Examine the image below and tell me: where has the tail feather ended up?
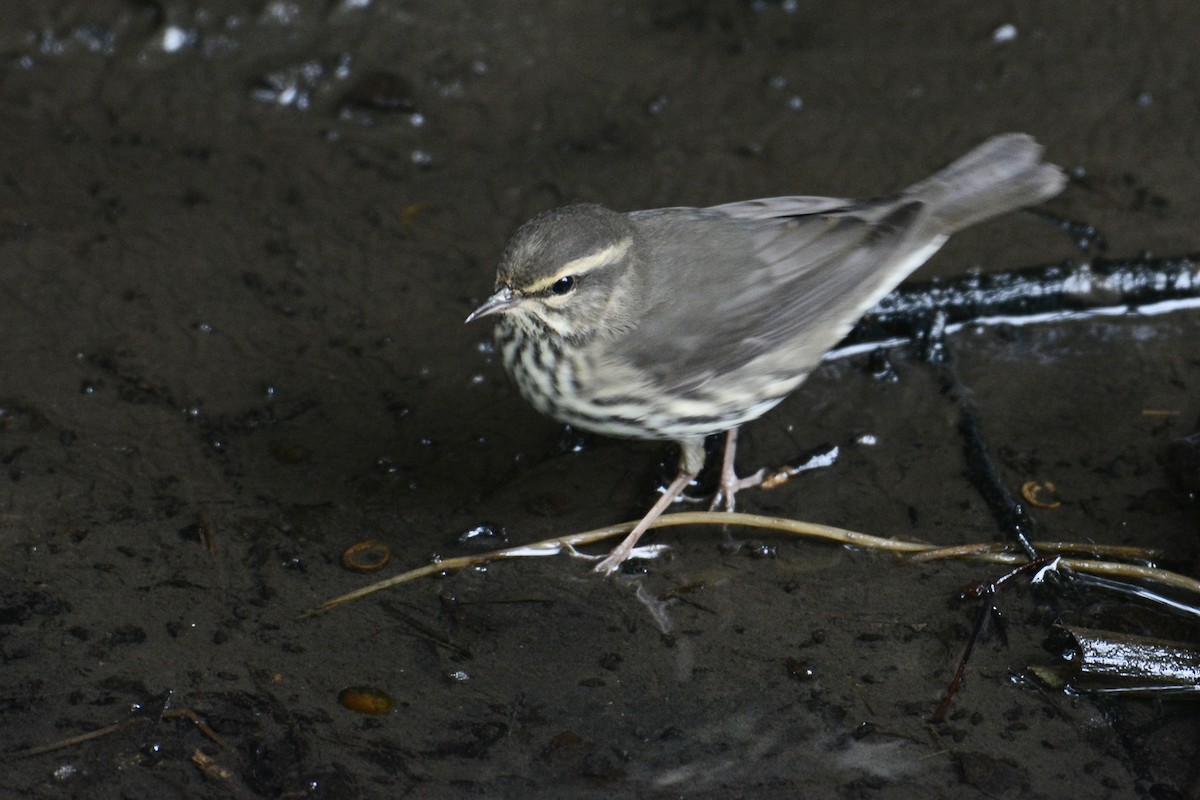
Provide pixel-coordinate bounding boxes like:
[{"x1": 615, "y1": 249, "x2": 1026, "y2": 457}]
[{"x1": 905, "y1": 133, "x2": 1066, "y2": 233}]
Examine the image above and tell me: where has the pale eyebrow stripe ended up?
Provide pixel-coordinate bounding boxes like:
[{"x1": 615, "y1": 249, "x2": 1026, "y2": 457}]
[{"x1": 525, "y1": 237, "x2": 632, "y2": 293}]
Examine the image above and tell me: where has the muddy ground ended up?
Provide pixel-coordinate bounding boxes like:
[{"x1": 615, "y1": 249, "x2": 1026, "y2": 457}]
[{"x1": 1, "y1": 1, "x2": 1198, "y2": 798}]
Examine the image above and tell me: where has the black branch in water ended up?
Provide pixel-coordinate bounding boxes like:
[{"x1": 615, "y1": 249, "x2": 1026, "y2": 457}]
[{"x1": 844, "y1": 253, "x2": 1200, "y2": 346}]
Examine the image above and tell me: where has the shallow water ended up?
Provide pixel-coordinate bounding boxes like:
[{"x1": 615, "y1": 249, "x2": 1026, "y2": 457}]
[{"x1": 2, "y1": 2, "x2": 1198, "y2": 797}]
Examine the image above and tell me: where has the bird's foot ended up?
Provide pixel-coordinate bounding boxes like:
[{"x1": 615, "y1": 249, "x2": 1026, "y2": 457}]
[
  {"x1": 594, "y1": 468, "x2": 697, "y2": 576},
  {"x1": 708, "y1": 466, "x2": 767, "y2": 513},
  {"x1": 707, "y1": 429, "x2": 765, "y2": 513}
]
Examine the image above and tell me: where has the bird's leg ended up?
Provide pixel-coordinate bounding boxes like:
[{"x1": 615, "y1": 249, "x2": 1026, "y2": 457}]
[
  {"x1": 708, "y1": 429, "x2": 766, "y2": 513},
  {"x1": 593, "y1": 469, "x2": 697, "y2": 575},
  {"x1": 594, "y1": 440, "x2": 706, "y2": 576}
]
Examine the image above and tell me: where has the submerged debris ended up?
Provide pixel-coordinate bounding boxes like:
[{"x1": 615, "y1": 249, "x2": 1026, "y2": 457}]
[
  {"x1": 342, "y1": 540, "x2": 391, "y2": 573},
  {"x1": 845, "y1": 254, "x2": 1200, "y2": 347},
  {"x1": 337, "y1": 686, "x2": 396, "y2": 714},
  {"x1": 760, "y1": 444, "x2": 839, "y2": 490},
  {"x1": 1020, "y1": 480, "x2": 1062, "y2": 510},
  {"x1": 338, "y1": 71, "x2": 417, "y2": 115},
  {"x1": 1030, "y1": 626, "x2": 1200, "y2": 696}
]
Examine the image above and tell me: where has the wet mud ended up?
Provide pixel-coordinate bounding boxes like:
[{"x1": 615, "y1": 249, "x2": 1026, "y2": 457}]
[{"x1": 2, "y1": 2, "x2": 1199, "y2": 797}]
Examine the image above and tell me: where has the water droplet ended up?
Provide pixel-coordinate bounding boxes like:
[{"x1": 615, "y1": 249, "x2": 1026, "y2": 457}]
[
  {"x1": 457, "y1": 523, "x2": 506, "y2": 550},
  {"x1": 261, "y1": 1, "x2": 302, "y2": 25},
  {"x1": 37, "y1": 29, "x2": 65, "y2": 56},
  {"x1": 752, "y1": 0, "x2": 798, "y2": 12},
  {"x1": 53, "y1": 764, "x2": 79, "y2": 781},
  {"x1": 555, "y1": 425, "x2": 591, "y2": 454},
  {"x1": 159, "y1": 26, "x2": 192, "y2": 53},
  {"x1": 411, "y1": 150, "x2": 433, "y2": 167},
  {"x1": 251, "y1": 60, "x2": 331, "y2": 109},
  {"x1": 339, "y1": 71, "x2": 416, "y2": 114},
  {"x1": 73, "y1": 25, "x2": 115, "y2": 55},
  {"x1": 992, "y1": 23, "x2": 1017, "y2": 43},
  {"x1": 747, "y1": 542, "x2": 777, "y2": 558},
  {"x1": 787, "y1": 658, "x2": 816, "y2": 681}
]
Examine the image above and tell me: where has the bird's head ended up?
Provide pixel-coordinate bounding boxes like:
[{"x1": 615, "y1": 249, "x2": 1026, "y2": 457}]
[{"x1": 467, "y1": 204, "x2": 641, "y2": 341}]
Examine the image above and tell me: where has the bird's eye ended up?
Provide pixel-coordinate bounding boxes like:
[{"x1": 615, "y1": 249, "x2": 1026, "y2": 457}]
[{"x1": 549, "y1": 275, "x2": 576, "y2": 296}]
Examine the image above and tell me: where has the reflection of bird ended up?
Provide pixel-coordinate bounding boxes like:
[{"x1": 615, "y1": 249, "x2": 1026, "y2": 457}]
[{"x1": 469, "y1": 134, "x2": 1065, "y2": 574}]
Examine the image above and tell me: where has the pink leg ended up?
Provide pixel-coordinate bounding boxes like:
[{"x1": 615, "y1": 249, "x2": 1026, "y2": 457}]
[
  {"x1": 708, "y1": 429, "x2": 766, "y2": 512},
  {"x1": 593, "y1": 468, "x2": 698, "y2": 575}
]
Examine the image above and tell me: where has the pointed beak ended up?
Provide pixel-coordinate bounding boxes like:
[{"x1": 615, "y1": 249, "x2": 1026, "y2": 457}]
[{"x1": 465, "y1": 286, "x2": 517, "y2": 323}]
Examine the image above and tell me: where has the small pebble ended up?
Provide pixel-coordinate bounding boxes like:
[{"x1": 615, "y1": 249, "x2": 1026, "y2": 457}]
[{"x1": 338, "y1": 686, "x2": 395, "y2": 714}]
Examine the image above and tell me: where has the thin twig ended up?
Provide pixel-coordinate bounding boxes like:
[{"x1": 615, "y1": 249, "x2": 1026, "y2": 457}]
[
  {"x1": 907, "y1": 541, "x2": 1159, "y2": 562},
  {"x1": 10, "y1": 717, "x2": 147, "y2": 759},
  {"x1": 301, "y1": 512, "x2": 1199, "y2": 617},
  {"x1": 196, "y1": 510, "x2": 217, "y2": 555},
  {"x1": 933, "y1": 586, "x2": 997, "y2": 723},
  {"x1": 163, "y1": 708, "x2": 230, "y2": 750}
]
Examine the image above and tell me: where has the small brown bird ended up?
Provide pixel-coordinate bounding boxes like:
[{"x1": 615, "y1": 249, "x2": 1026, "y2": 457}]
[{"x1": 468, "y1": 134, "x2": 1065, "y2": 574}]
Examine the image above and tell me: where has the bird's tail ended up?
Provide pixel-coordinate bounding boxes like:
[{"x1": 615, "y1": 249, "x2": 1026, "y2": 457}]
[{"x1": 905, "y1": 133, "x2": 1066, "y2": 233}]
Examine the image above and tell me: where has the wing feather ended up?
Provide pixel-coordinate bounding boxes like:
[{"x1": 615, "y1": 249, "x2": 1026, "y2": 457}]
[
  {"x1": 608, "y1": 198, "x2": 934, "y2": 397},
  {"x1": 581, "y1": 133, "x2": 1063, "y2": 405}
]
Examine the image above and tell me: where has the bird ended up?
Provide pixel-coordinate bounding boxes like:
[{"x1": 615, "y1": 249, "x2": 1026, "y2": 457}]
[{"x1": 467, "y1": 133, "x2": 1066, "y2": 575}]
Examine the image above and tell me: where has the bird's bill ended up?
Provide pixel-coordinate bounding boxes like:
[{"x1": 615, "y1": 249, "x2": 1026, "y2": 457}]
[{"x1": 465, "y1": 286, "x2": 517, "y2": 323}]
